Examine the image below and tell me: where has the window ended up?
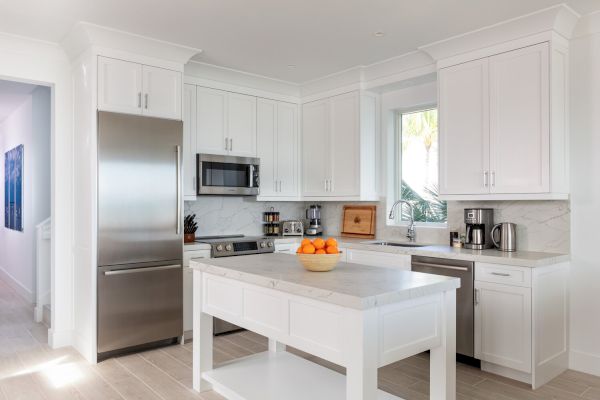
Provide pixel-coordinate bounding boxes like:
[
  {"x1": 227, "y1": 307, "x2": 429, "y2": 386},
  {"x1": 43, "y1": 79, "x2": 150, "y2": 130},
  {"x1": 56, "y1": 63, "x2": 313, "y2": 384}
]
[{"x1": 394, "y1": 108, "x2": 447, "y2": 225}]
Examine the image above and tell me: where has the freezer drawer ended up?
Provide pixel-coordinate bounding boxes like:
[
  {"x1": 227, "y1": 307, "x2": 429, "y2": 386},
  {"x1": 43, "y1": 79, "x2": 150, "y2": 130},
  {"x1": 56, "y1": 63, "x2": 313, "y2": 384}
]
[{"x1": 97, "y1": 262, "x2": 183, "y2": 355}]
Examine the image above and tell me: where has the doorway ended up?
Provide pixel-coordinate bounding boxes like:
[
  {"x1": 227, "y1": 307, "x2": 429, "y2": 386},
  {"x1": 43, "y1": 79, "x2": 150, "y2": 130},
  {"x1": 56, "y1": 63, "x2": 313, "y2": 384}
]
[{"x1": 0, "y1": 79, "x2": 52, "y2": 332}]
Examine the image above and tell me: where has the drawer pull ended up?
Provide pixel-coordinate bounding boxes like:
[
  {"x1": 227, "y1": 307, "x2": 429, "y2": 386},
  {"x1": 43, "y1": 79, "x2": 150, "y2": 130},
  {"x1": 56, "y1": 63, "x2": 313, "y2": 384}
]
[{"x1": 491, "y1": 272, "x2": 511, "y2": 277}]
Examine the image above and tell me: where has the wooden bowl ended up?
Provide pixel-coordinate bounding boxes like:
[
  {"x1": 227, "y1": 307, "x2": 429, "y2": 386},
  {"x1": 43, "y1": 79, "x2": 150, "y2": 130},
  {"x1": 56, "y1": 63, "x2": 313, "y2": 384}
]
[{"x1": 297, "y1": 253, "x2": 341, "y2": 272}]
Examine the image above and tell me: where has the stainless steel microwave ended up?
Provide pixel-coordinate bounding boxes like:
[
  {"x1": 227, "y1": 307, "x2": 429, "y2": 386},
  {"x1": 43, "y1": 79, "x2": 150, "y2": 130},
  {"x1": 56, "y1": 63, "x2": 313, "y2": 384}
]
[{"x1": 196, "y1": 154, "x2": 260, "y2": 195}]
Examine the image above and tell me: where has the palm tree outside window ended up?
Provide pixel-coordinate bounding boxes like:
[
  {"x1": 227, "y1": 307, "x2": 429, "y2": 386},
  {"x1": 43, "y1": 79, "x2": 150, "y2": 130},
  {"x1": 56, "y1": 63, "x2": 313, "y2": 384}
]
[{"x1": 395, "y1": 108, "x2": 447, "y2": 225}]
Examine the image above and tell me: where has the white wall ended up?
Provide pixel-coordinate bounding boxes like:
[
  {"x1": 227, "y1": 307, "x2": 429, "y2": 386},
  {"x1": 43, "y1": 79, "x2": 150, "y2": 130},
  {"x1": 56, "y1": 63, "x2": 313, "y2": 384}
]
[
  {"x1": 0, "y1": 86, "x2": 51, "y2": 301},
  {"x1": 569, "y1": 15, "x2": 600, "y2": 376},
  {"x1": 0, "y1": 32, "x2": 73, "y2": 348}
]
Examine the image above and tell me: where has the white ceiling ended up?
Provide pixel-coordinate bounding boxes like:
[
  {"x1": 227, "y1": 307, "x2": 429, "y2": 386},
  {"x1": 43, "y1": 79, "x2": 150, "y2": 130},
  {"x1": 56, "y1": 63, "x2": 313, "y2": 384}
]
[
  {"x1": 0, "y1": 80, "x2": 37, "y2": 123},
  {"x1": 0, "y1": 0, "x2": 599, "y2": 83}
]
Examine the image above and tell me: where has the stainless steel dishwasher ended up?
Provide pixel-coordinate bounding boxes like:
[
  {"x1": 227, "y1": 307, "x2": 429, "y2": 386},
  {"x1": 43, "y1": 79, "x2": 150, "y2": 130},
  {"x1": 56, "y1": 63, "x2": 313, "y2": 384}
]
[{"x1": 411, "y1": 256, "x2": 474, "y2": 358}]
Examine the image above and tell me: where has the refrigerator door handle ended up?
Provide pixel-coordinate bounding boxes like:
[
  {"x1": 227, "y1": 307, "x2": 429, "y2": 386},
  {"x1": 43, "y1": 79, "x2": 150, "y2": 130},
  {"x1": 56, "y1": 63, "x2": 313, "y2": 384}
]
[
  {"x1": 104, "y1": 264, "x2": 181, "y2": 276},
  {"x1": 176, "y1": 145, "x2": 182, "y2": 235}
]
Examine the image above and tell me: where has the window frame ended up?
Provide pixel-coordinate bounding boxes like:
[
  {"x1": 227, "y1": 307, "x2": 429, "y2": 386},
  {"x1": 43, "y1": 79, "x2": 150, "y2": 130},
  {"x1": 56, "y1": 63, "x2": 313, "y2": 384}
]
[{"x1": 391, "y1": 105, "x2": 447, "y2": 228}]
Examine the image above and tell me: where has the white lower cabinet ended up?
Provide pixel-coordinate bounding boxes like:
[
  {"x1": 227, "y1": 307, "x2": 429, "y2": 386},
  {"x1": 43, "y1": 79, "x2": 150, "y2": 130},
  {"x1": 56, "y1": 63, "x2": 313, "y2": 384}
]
[
  {"x1": 474, "y1": 262, "x2": 569, "y2": 389},
  {"x1": 183, "y1": 250, "x2": 211, "y2": 337},
  {"x1": 345, "y1": 249, "x2": 411, "y2": 270},
  {"x1": 474, "y1": 281, "x2": 532, "y2": 373}
]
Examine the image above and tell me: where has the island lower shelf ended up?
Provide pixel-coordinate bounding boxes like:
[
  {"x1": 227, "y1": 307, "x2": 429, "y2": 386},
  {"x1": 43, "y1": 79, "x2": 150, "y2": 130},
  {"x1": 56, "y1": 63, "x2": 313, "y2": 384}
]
[{"x1": 203, "y1": 351, "x2": 401, "y2": 400}]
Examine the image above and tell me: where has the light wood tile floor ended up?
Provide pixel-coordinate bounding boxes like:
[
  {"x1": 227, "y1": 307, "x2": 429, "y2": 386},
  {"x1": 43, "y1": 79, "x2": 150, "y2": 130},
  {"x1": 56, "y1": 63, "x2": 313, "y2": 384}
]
[{"x1": 1, "y1": 276, "x2": 599, "y2": 399}]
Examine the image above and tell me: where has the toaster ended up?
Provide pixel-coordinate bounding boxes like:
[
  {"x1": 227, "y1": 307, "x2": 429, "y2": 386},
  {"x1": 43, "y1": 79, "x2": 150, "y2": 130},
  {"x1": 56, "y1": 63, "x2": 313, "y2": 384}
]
[{"x1": 281, "y1": 220, "x2": 304, "y2": 236}]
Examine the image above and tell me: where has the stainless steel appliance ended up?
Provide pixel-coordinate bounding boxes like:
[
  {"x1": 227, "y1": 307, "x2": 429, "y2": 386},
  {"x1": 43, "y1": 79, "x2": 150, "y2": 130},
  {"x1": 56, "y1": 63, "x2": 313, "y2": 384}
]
[
  {"x1": 464, "y1": 208, "x2": 494, "y2": 250},
  {"x1": 197, "y1": 153, "x2": 259, "y2": 196},
  {"x1": 281, "y1": 220, "x2": 303, "y2": 236},
  {"x1": 305, "y1": 205, "x2": 323, "y2": 236},
  {"x1": 97, "y1": 112, "x2": 183, "y2": 359},
  {"x1": 412, "y1": 256, "x2": 475, "y2": 358},
  {"x1": 491, "y1": 222, "x2": 517, "y2": 252},
  {"x1": 195, "y1": 235, "x2": 275, "y2": 335}
]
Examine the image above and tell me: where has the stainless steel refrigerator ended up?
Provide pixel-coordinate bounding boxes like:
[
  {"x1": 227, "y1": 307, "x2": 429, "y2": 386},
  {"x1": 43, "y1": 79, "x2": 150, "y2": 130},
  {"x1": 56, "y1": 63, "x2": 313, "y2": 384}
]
[{"x1": 97, "y1": 111, "x2": 183, "y2": 359}]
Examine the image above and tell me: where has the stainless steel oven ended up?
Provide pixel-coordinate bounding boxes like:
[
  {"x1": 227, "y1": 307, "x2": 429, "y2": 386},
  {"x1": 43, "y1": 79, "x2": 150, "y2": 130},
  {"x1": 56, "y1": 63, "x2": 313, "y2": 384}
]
[{"x1": 197, "y1": 154, "x2": 259, "y2": 196}]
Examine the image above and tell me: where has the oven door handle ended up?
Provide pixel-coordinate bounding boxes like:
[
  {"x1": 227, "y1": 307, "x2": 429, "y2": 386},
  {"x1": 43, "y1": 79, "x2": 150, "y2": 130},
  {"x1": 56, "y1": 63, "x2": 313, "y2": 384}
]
[{"x1": 412, "y1": 261, "x2": 469, "y2": 272}]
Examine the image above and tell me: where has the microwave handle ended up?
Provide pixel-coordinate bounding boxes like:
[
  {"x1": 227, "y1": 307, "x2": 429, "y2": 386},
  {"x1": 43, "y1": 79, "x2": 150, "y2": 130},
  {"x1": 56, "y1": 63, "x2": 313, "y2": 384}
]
[{"x1": 248, "y1": 165, "x2": 255, "y2": 188}]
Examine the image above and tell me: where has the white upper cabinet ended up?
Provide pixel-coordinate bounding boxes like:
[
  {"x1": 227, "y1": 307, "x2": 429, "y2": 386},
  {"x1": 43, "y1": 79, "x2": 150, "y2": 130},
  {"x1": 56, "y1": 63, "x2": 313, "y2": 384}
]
[
  {"x1": 489, "y1": 43, "x2": 549, "y2": 194},
  {"x1": 98, "y1": 57, "x2": 143, "y2": 115},
  {"x1": 302, "y1": 91, "x2": 377, "y2": 200},
  {"x1": 98, "y1": 56, "x2": 182, "y2": 120},
  {"x1": 438, "y1": 41, "x2": 567, "y2": 200},
  {"x1": 302, "y1": 99, "x2": 330, "y2": 197},
  {"x1": 142, "y1": 65, "x2": 182, "y2": 120},
  {"x1": 195, "y1": 87, "x2": 257, "y2": 157},
  {"x1": 183, "y1": 84, "x2": 197, "y2": 199},
  {"x1": 439, "y1": 59, "x2": 490, "y2": 195},
  {"x1": 196, "y1": 87, "x2": 228, "y2": 155},
  {"x1": 257, "y1": 99, "x2": 298, "y2": 199},
  {"x1": 227, "y1": 93, "x2": 257, "y2": 157}
]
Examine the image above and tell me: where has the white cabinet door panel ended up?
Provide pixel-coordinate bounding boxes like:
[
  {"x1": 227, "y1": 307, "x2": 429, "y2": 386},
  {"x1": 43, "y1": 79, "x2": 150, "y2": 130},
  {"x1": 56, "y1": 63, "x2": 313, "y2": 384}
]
[
  {"x1": 302, "y1": 100, "x2": 330, "y2": 196},
  {"x1": 439, "y1": 59, "x2": 490, "y2": 195},
  {"x1": 257, "y1": 99, "x2": 277, "y2": 196},
  {"x1": 183, "y1": 84, "x2": 197, "y2": 199},
  {"x1": 276, "y1": 102, "x2": 298, "y2": 196},
  {"x1": 142, "y1": 65, "x2": 182, "y2": 120},
  {"x1": 489, "y1": 43, "x2": 549, "y2": 194},
  {"x1": 98, "y1": 57, "x2": 143, "y2": 115},
  {"x1": 329, "y1": 92, "x2": 360, "y2": 196},
  {"x1": 475, "y1": 281, "x2": 532, "y2": 373},
  {"x1": 227, "y1": 93, "x2": 257, "y2": 157},
  {"x1": 196, "y1": 87, "x2": 228, "y2": 155}
]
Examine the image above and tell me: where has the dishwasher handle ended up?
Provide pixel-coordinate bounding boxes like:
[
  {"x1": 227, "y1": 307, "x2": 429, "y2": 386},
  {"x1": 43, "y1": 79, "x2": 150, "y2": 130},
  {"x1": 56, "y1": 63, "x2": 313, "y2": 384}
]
[
  {"x1": 412, "y1": 261, "x2": 470, "y2": 272},
  {"x1": 104, "y1": 264, "x2": 181, "y2": 276}
]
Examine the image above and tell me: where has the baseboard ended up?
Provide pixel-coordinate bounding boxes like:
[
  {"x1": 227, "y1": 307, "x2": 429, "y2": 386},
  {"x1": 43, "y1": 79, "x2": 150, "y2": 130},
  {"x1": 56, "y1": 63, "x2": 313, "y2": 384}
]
[
  {"x1": 48, "y1": 328, "x2": 72, "y2": 349},
  {"x1": 0, "y1": 266, "x2": 34, "y2": 303},
  {"x1": 570, "y1": 350, "x2": 600, "y2": 377}
]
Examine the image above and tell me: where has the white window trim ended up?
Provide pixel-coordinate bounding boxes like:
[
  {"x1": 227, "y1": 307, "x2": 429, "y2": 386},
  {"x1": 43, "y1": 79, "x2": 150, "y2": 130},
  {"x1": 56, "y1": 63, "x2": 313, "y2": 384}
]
[{"x1": 388, "y1": 105, "x2": 447, "y2": 228}]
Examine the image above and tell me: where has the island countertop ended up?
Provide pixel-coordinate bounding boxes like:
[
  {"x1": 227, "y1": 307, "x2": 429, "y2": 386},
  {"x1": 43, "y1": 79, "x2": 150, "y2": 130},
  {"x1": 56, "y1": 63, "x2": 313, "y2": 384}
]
[{"x1": 190, "y1": 253, "x2": 460, "y2": 310}]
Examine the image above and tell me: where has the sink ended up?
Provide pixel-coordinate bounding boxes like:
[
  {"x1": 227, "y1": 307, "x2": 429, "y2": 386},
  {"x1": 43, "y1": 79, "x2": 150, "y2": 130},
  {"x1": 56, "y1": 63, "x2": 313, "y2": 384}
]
[{"x1": 363, "y1": 241, "x2": 427, "y2": 248}]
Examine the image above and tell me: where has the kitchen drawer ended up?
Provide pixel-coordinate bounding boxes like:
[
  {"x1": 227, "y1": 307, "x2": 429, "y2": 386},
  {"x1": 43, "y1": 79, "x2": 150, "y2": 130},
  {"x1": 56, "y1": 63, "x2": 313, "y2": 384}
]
[{"x1": 475, "y1": 262, "x2": 531, "y2": 287}]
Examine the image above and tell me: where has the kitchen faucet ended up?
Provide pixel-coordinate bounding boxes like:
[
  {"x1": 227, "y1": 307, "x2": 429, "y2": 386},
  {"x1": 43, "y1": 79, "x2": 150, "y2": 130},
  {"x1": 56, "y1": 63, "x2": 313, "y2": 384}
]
[{"x1": 388, "y1": 200, "x2": 416, "y2": 242}]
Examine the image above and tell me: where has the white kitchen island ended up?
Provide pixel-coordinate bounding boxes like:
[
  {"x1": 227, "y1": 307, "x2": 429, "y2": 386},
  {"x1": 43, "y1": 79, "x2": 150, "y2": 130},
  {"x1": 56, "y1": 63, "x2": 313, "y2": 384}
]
[{"x1": 190, "y1": 253, "x2": 460, "y2": 400}]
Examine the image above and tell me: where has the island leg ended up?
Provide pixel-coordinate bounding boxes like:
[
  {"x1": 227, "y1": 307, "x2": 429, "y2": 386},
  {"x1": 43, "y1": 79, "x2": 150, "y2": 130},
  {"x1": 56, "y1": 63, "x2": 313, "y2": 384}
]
[
  {"x1": 268, "y1": 339, "x2": 286, "y2": 353},
  {"x1": 344, "y1": 309, "x2": 378, "y2": 400},
  {"x1": 192, "y1": 270, "x2": 213, "y2": 392},
  {"x1": 430, "y1": 290, "x2": 456, "y2": 400}
]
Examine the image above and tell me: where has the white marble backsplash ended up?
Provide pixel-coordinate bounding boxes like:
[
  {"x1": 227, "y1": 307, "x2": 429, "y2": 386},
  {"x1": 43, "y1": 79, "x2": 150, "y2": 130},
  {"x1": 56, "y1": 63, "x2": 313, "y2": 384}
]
[
  {"x1": 185, "y1": 197, "x2": 570, "y2": 253},
  {"x1": 184, "y1": 197, "x2": 306, "y2": 237}
]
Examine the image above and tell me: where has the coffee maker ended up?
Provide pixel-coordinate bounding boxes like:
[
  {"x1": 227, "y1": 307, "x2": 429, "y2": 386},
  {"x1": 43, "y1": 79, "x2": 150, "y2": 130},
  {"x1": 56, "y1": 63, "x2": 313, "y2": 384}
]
[
  {"x1": 464, "y1": 208, "x2": 494, "y2": 250},
  {"x1": 305, "y1": 205, "x2": 323, "y2": 236}
]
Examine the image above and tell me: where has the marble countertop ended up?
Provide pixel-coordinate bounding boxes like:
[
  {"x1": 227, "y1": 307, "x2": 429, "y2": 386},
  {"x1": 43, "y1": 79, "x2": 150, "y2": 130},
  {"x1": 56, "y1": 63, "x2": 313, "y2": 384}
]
[
  {"x1": 273, "y1": 237, "x2": 569, "y2": 268},
  {"x1": 190, "y1": 253, "x2": 460, "y2": 310}
]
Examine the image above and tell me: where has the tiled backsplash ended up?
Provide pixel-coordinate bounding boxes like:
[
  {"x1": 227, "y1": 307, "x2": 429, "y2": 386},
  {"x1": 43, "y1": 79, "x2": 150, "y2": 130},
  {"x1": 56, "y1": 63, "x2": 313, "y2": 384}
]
[
  {"x1": 185, "y1": 197, "x2": 570, "y2": 253},
  {"x1": 184, "y1": 197, "x2": 306, "y2": 237},
  {"x1": 320, "y1": 200, "x2": 570, "y2": 254}
]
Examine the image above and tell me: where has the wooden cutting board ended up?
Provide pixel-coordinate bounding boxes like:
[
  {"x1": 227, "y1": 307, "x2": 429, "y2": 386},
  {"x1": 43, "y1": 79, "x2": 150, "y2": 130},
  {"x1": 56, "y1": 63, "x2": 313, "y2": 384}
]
[{"x1": 341, "y1": 205, "x2": 376, "y2": 239}]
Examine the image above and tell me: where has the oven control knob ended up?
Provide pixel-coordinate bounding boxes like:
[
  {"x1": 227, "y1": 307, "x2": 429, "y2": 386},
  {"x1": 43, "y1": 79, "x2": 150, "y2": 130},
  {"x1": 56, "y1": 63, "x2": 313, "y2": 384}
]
[
  {"x1": 260, "y1": 242, "x2": 266, "y2": 248},
  {"x1": 267, "y1": 241, "x2": 274, "y2": 248},
  {"x1": 225, "y1": 244, "x2": 233, "y2": 251},
  {"x1": 216, "y1": 244, "x2": 223, "y2": 252}
]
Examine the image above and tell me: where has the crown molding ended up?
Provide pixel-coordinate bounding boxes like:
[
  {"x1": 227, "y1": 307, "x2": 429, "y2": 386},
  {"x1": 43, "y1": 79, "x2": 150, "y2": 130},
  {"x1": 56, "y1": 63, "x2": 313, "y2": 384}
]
[
  {"x1": 419, "y1": 4, "x2": 579, "y2": 62},
  {"x1": 61, "y1": 22, "x2": 201, "y2": 65},
  {"x1": 572, "y1": 11, "x2": 600, "y2": 38}
]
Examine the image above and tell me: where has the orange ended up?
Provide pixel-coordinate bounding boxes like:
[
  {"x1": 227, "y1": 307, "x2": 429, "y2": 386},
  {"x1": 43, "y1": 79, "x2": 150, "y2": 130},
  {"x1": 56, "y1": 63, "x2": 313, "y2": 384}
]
[
  {"x1": 315, "y1": 249, "x2": 326, "y2": 254},
  {"x1": 301, "y1": 238, "x2": 312, "y2": 246},
  {"x1": 296, "y1": 246, "x2": 304, "y2": 254},
  {"x1": 326, "y1": 246, "x2": 339, "y2": 254},
  {"x1": 313, "y1": 238, "x2": 326, "y2": 250},
  {"x1": 325, "y1": 238, "x2": 338, "y2": 248},
  {"x1": 302, "y1": 244, "x2": 316, "y2": 254}
]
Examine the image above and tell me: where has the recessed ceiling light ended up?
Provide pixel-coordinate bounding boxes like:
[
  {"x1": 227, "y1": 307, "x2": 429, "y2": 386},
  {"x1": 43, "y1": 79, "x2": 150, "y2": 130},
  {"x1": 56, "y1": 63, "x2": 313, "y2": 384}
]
[
  {"x1": 287, "y1": 64, "x2": 296, "y2": 69},
  {"x1": 374, "y1": 31, "x2": 385, "y2": 37}
]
